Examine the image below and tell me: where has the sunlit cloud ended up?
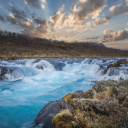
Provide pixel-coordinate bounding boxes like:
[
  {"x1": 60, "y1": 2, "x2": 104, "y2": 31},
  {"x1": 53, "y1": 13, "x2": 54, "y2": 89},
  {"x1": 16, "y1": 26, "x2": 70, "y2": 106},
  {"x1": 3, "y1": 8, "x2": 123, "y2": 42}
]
[{"x1": 9, "y1": 13, "x2": 15, "y2": 19}]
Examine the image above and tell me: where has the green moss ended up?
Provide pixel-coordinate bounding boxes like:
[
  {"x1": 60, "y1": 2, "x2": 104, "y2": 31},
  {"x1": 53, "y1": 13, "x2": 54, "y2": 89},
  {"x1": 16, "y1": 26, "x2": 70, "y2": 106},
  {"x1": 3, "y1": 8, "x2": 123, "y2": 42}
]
[
  {"x1": 52, "y1": 110, "x2": 74, "y2": 128},
  {"x1": 63, "y1": 93, "x2": 73, "y2": 103},
  {"x1": 71, "y1": 121, "x2": 78, "y2": 127},
  {"x1": 84, "y1": 89, "x2": 94, "y2": 99}
]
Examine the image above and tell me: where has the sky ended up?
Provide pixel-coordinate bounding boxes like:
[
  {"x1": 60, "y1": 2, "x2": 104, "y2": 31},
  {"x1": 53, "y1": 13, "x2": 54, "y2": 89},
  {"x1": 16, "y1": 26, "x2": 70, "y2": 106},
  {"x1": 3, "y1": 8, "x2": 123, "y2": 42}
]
[{"x1": 0, "y1": 0, "x2": 128, "y2": 49}]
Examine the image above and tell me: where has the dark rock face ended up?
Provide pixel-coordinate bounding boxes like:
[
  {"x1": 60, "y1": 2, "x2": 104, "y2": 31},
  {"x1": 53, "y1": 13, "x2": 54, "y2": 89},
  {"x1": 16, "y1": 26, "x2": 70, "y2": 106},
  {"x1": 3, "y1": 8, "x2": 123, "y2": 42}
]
[
  {"x1": 35, "y1": 101, "x2": 61, "y2": 125},
  {"x1": 0, "y1": 66, "x2": 16, "y2": 80},
  {"x1": 0, "y1": 66, "x2": 9, "y2": 80},
  {"x1": 36, "y1": 65, "x2": 44, "y2": 70},
  {"x1": 35, "y1": 99, "x2": 73, "y2": 127}
]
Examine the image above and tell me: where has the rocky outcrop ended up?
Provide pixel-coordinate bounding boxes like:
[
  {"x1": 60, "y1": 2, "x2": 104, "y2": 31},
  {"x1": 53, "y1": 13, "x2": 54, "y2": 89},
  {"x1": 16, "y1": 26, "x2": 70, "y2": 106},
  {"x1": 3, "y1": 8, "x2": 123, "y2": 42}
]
[
  {"x1": 0, "y1": 66, "x2": 16, "y2": 80},
  {"x1": 35, "y1": 80, "x2": 128, "y2": 128},
  {"x1": 34, "y1": 99, "x2": 74, "y2": 127},
  {"x1": 104, "y1": 59, "x2": 128, "y2": 75}
]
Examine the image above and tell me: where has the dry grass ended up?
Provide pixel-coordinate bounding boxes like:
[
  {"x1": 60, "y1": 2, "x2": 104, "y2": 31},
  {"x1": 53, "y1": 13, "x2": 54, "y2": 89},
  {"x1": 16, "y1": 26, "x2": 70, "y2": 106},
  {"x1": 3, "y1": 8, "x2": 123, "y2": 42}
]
[{"x1": 94, "y1": 88, "x2": 113, "y2": 100}]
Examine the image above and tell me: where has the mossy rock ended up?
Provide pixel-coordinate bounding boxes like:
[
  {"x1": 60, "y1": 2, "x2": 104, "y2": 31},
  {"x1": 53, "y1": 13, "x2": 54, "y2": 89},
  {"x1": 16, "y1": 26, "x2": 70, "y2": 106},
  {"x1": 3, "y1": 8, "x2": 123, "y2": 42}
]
[
  {"x1": 94, "y1": 88, "x2": 113, "y2": 100},
  {"x1": 84, "y1": 89, "x2": 94, "y2": 99},
  {"x1": 52, "y1": 110, "x2": 76, "y2": 128},
  {"x1": 71, "y1": 121, "x2": 78, "y2": 128},
  {"x1": 63, "y1": 93, "x2": 73, "y2": 103},
  {"x1": 56, "y1": 121, "x2": 72, "y2": 128},
  {"x1": 63, "y1": 93, "x2": 84, "y2": 103}
]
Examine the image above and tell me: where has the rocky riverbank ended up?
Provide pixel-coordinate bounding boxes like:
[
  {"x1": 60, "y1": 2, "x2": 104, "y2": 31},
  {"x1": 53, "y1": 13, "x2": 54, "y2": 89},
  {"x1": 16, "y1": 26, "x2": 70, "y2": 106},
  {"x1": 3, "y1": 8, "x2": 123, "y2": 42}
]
[{"x1": 35, "y1": 80, "x2": 128, "y2": 128}]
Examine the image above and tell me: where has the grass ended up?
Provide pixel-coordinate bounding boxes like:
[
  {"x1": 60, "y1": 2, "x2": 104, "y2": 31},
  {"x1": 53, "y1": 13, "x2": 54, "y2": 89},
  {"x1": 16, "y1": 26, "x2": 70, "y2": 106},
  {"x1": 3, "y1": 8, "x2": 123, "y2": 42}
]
[{"x1": 1, "y1": 36, "x2": 128, "y2": 60}]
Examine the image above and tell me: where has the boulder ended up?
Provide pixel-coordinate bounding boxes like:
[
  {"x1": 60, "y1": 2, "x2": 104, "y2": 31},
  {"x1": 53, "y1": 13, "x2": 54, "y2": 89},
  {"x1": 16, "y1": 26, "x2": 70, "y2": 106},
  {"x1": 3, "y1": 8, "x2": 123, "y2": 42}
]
[
  {"x1": 35, "y1": 101, "x2": 61, "y2": 125},
  {"x1": 114, "y1": 79, "x2": 128, "y2": 102},
  {"x1": 35, "y1": 99, "x2": 73, "y2": 125},
  {"x1": 92, "y1": 80, "x2": 118, "y2": 93},
  {"x1": 72, "y1": 97, "x2": 119, "y2": 115},
  {"x1": 36, "y1": 65, "x2": 44, "y2": 70},
  {"x1": 0, "y1": 66, "x2": 10, "y2": 80},
  {"x1": 0, "y1": 66, "x2": 16, "y2": 80}
]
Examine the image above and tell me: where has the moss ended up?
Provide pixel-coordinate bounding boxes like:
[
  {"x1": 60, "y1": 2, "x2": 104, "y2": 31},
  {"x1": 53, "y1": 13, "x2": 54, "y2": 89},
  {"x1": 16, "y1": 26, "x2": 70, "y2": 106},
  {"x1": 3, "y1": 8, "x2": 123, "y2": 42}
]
[
  {"x1": 52, "y1": 110, "x2": 74, "y2": 128},
  {"x1": 56, "y1": 121, "x2": 72, "y2": 128},
  {"x1": 71, "y1": 121, "x2": 78, "y2": 127},
  {"x1": 63, "y1": 93, "x2": 84, "y2": 103},
  {"x1": 63, "y1": 93, "x2": 73, "y2": 103},
  {"x1": 84, "y1": 89, "x2": 94, "y2": 99}
]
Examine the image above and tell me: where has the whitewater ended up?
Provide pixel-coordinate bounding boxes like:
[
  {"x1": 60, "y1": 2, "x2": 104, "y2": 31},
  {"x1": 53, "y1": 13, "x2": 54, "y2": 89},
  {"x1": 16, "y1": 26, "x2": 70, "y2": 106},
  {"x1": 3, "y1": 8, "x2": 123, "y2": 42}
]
[{"x1": 0, "y1": 58, "x2": 128, "y2": 128}]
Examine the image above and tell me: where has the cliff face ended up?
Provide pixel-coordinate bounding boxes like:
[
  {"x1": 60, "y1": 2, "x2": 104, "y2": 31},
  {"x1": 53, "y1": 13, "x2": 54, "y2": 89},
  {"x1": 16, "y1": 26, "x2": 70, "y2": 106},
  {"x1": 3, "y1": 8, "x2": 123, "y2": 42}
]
[{"x1": 35, "y1": 80, "x2": 128, "y2": 128}]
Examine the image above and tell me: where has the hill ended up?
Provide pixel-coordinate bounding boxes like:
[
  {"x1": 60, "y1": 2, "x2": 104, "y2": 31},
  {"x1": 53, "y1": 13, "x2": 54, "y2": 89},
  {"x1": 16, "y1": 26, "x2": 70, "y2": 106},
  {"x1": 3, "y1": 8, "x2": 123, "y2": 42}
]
[{"x1": 0, "y1": 30, "x2": 128, "y2": 59}]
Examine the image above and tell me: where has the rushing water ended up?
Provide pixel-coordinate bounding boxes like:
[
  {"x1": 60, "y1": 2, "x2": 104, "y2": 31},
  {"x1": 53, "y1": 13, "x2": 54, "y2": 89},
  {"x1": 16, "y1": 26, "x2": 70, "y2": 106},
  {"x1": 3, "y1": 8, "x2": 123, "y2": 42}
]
[{"x1": 0, "y1": 58, "x2": 128, "y2": 128}]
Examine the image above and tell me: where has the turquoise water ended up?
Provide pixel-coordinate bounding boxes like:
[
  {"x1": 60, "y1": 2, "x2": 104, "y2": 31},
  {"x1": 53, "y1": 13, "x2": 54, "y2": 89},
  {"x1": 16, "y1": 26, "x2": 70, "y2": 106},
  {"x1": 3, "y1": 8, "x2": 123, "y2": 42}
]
[{"x1": 0, "y1": 58, "x2": 126, "y2": 128}]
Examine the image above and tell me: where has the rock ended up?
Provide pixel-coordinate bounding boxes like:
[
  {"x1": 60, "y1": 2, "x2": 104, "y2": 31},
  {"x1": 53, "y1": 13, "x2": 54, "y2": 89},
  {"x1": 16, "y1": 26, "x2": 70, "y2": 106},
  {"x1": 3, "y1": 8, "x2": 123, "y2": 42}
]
[
  {"x1": 114, "y1": 79, "x2": 128, "y2": 102},
  {"x1": 35, "y1": 101, "x2": 61, "y2": 125},
  {"x1": 106, "y1": 67, "x2": 128, "y2": 76},
  {"x1": 52, "y1": 109, "x2": 75, "y2": 128},
  {"x1": 48, "y1": 60, "x2": 65, "y2": 71},
  {"x1": 42, "y1": 114, "x2": 54, "y2": 128},
  {"x1": 0, "y1": 66, "x2": 16, "y2": 80},
  {"x1": 36, "y1": 65, "x2": 44, "y2": 70},
  {"x1": 104, "y1": 59, "x2": 128, "y2": 74},
  {"x1": 84, "y1": 89, "x2": 95, "y2": 99},
  {"x1": 123, "y1": 95, "x2": 128, "y2": 107},
  {"x1": 35, "y1": 80, "x2": 128, "y2": 128},
  {"x1": 74, "y1": 90, "x2": 84, "y2": 94},
  {"x1": 0, "y1": 66, "x2": 10, "y2": 80},
  {"x1": 35, "y1": 99, "x2": 73, "y2": 125},
  {"x1": 93, "y1": 80, "x2": 118, "y2": 93},
  {"x1": 63, "y1": 93, "x2": 84, "y2": 103},
  {"x1": 72, "y1": 97, "x2": 119, "y2": 115},
  {"x1": 0, "y1": 66, "x2": 9, "y2": 80}
]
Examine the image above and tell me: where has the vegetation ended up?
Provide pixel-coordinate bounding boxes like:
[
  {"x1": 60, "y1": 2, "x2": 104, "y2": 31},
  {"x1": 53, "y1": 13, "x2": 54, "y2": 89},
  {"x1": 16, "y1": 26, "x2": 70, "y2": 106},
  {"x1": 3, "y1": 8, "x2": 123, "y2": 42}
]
[{"x1": 0, "y1": 30, "x2": 128, "y2": 59}]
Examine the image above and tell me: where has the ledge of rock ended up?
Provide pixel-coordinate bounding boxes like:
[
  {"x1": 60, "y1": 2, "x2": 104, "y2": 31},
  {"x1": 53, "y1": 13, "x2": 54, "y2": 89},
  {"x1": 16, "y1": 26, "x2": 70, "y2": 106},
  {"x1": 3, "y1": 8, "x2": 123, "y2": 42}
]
[{"x1": 35, "y1": 80, "x2": 128, "y2": 128}]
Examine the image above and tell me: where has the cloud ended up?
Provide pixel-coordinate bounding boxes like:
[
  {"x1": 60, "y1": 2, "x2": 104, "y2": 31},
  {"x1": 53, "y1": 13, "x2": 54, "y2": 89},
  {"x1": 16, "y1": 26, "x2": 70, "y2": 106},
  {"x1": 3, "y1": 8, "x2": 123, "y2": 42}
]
[
  {"x1": 0, "y1": 15, "x2": 5, "y2": 22},
  {"x1": 41, "y1": 4, "x2": 45, "y2": 9},
  {"x1": 41, "y1": 0, "x2": 46, "y2": 3},
  {"x1": 68, "y1": 0, "x2": 107, "y2": 27},
  {"x1": 24, "y1": 0, "x2": 46, "y2": 9},
  {"x1": 24, "y1": 0, "x2": 41, "y2": 8},
  {"x1": 127, "y1": 22, "x2": 128, "y2": 25},
  {"x1": 50, "y1": 5, "x2": 66, "y2": 27},
  {"x1": 9, "y1": 3, "x2": 13, "y2": 7},
  {"x1": 102, "y1": 28, "x2": 128, "y2": 42},
  {"x1": 9, "y1": 13, "x2": 15, "y2": 19},
  {"x1": 9, "y1": 5, "x2": 27, "y2": 20},
  {"x1": 109, "y1": 0, "x2": 128, "y2": 16},
  {"x1": 93, "y1": 16, "x2": 111, "y2": 26}
]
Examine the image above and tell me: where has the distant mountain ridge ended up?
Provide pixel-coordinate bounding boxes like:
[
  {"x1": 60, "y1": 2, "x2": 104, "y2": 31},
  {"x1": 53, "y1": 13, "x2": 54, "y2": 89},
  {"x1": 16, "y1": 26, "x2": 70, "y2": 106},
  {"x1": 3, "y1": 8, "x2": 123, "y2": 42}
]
[{"x1": 85, "y1": 43, "x2": 106, "y2": 47}]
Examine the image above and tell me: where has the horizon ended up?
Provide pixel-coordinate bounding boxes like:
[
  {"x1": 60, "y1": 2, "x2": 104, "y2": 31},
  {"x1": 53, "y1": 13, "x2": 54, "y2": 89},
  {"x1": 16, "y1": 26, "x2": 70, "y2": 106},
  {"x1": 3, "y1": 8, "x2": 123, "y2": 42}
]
[{"x1": 0, "y1": 0, "x2": 128, "y2": 49}]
